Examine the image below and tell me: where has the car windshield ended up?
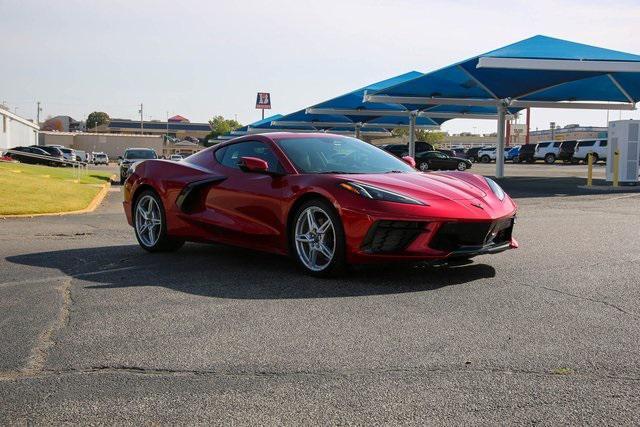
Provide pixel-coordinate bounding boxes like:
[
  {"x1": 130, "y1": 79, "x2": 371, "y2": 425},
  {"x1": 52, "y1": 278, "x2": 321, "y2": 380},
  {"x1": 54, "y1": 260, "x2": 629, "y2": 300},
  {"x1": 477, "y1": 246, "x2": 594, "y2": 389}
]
[
  {"x1": 125, "y1": 149, "x2": 157, "y2": 160},
  {"x1": 276, "y1": 136, "x2": 414, "y2": 174}
]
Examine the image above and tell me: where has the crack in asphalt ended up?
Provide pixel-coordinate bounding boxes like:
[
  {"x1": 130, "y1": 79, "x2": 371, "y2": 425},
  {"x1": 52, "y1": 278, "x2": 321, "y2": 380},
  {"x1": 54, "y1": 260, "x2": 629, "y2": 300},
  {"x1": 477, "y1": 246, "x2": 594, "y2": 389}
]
[
  {"x1": 18, "y1": 278, "x2": 73, "y2": 378},
  {"x1": 2, "y1": 364, "x2": 639, "y2": 383},
  {"x1": 518, "y1": 282, "x2": 638, "y2": 319}
]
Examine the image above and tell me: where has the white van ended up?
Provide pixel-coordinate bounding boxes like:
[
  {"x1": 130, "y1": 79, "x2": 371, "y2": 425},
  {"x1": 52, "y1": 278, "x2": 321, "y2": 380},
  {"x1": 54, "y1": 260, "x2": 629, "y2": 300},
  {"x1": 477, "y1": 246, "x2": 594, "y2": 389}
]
[
  {"x1": 572, "y1": 139, "x2": 608, "y2": 163},
  {"x1": 534, "y1": 141, "x2": 562, "y2": 164}
]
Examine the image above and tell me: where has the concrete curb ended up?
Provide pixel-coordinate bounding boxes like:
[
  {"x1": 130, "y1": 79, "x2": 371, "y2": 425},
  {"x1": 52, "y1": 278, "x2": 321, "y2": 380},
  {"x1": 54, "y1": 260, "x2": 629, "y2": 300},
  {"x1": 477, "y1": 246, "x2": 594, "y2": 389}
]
[
  {"x1": 0, "y1": 174, "x2": 117, "y2": 219},
  {"x1": 577, "y1": 184, "x2": 640, "y2": 191}
]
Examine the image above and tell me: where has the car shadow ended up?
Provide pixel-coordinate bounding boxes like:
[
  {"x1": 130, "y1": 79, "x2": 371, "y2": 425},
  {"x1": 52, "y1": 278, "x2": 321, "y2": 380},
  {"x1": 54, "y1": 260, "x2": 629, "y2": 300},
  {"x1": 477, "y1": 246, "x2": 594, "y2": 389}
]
[
  {"x1": 494, "y1": 176, "x2": 640, "y2": 198},
  {"x1": 6, "y1": 244, "x2": 496, "y2": 300}
]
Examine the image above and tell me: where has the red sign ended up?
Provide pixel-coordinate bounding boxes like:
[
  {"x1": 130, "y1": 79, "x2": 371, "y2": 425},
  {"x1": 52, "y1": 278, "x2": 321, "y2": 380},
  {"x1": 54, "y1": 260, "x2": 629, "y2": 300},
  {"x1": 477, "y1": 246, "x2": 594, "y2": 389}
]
[{"x1": 256, "y1": 92, "x2": 271, "y2": 110}]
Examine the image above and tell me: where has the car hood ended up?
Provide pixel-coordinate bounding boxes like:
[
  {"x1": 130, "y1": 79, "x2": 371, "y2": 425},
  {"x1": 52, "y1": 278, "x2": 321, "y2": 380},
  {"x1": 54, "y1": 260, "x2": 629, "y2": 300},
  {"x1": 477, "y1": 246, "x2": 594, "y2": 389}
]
[{"x1": 336, "y1": 172, "x2": 488, "y2": 202}]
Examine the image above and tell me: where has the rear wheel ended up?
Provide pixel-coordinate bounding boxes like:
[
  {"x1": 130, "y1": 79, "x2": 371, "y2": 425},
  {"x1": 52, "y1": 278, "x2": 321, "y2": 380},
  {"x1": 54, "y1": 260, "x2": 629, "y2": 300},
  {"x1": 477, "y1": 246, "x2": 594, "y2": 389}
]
[
  {"x1": 457, "y1": 162, "x2": 467, "y2": 171},
  {"x1": 134, "y1": 190, "x2": 184, "y2": 252},
  {"x1": 480, "y1": 155, "x2": 490, "y2": 163},
  {"x1": 418, "y1": 161, "x2": 429, "y2": 171},
  {"x1": 544, "y1": 153, "x2": 556, "y2": 164},
  {"x1": 590, "y1": 154, "x2": 599, "y2": 164},
  {"x1": 291, "y1": 199, "x2": 346, "y2": 277}
]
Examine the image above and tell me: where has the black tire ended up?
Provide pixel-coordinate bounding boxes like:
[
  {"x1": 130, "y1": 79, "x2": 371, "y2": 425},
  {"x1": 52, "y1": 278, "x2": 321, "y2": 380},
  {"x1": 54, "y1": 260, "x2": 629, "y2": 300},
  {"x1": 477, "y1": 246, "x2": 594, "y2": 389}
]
[
  {"x1": 527, "y1": 157, "x2": 535, "y2": 164},
  {"x1": 457, "y1": 162, "x2": 467, "y2": 171},
  {"x1": 290, "y1": 198, "x2": 346, "y2": 277},
  {"x1": 469, "y1": 156, "x2": 476, "y2": 163},
  {"x1": 544, "y1": 153, "x2": 556, "y2": 164},
  {"x1": 133, "y1": 189, "x2": 184, "y2": 252},
  {"x1": 591, "y1": 154, "x2": 599, "y2": 164},
  {"x1": 418, "y1": 161, "x2": 429, "y2": 171},
  {"x1": 480, "y1": 155, "x2": 491, "y2": 163}
]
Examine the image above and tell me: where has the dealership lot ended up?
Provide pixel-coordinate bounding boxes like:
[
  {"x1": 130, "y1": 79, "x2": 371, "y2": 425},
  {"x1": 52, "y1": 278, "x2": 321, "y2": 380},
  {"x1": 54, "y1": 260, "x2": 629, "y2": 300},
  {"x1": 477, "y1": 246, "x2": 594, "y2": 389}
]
[{"x1": 1, "y1": 164, "x2": 639, "y2": 424}]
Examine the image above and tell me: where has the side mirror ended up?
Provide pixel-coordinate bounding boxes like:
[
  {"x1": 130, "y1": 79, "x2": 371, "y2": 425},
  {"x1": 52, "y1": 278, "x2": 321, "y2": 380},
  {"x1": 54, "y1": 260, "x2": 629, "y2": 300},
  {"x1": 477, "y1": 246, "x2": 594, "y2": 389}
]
[
  {"x1": 118, "y1": 156, "x2": 123, "y2": 160},
  {"x1": 239, "y1": 156, "x2": 269, "y2": 173},
  {"x1": 402, "y1": 155, "x2": 416, "y2": 168}
]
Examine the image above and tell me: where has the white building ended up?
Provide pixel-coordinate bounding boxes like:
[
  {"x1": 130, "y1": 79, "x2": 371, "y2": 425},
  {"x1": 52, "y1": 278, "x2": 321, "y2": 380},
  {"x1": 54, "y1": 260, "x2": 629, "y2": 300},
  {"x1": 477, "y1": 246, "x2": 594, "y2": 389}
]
[{"x1": 0, "y1": 107, "x2": 39, "y2": 151}]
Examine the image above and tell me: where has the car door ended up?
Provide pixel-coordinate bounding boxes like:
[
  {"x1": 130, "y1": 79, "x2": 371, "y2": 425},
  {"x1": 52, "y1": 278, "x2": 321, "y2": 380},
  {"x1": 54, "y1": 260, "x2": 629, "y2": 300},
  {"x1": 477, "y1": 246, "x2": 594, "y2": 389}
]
[
  {"x1": 203, "y1": 140, "x2": 289, "y2": 251},
  {"x1": 430, "y1": 152, "x2": 450, "y2": 170}
]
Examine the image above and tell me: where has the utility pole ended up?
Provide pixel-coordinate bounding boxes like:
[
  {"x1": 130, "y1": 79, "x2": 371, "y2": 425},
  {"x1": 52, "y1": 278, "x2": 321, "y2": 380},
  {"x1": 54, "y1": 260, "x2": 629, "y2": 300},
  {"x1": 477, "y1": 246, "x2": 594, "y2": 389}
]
[
  {"x1": 139, "y1": 103, "x2": 144, "y2": 133},
  {"x1": 36, "y1": 101, "x2": 42, "y2": 126}
]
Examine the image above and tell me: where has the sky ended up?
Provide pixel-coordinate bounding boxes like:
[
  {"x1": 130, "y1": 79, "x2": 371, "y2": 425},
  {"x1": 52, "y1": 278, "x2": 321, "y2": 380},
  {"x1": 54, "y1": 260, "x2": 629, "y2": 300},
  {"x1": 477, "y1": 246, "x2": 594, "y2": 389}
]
[{"x1": 2, "y1": 0, "x2": 640, "y2": 135}]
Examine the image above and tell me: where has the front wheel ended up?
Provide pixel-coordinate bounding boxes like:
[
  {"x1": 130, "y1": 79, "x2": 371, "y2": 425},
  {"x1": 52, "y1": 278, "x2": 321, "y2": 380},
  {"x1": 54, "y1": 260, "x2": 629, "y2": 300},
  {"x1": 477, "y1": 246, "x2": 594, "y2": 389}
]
[
  {"x1": 291, "y1": 199, "x2": 346, "y2": 277},
  {"x1": 480, "y1": 155, "x2": 490, "y2": 163},
  {"x1": 457, "y1": 162, "x2": 467, "y2": 171},
  {"x1": 418, "y1": 161, "x2": 429, "y2": 171},
  {"x1": 544, "y1": 153, "x2": 556, "y2": 164},
  {"x1": 134, "y1": 190, "x2": 184, "y2": 252}
]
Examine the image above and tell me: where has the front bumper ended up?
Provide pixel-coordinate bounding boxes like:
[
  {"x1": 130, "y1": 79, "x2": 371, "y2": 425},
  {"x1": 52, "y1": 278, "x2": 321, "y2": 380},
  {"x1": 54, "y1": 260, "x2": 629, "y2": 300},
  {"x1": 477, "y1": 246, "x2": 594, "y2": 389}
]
[{"x1": 342, "y1": 207, "x2": 518, "y2": 264}]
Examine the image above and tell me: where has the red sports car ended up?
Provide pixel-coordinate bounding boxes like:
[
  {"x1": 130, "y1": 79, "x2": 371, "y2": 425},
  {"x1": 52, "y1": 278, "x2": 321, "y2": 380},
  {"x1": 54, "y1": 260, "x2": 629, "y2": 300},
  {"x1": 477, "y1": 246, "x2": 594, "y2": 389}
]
[{"x1": 123, "y1": 133, "x2": 518, "y2": 276}]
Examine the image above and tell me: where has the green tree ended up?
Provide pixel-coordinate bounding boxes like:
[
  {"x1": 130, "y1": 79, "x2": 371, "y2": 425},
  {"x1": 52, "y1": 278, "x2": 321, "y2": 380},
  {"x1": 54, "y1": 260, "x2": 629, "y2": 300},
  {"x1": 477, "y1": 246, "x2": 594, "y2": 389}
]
[
  {"x1": 205, "y1": 115, "x2": 243, "y2": 145},
  {"x1": 86, "y1": 111, "x2": 110, "y2": 130},
  {"x1": 391, "y1": 128, "x2": 447, "y2": 145}
]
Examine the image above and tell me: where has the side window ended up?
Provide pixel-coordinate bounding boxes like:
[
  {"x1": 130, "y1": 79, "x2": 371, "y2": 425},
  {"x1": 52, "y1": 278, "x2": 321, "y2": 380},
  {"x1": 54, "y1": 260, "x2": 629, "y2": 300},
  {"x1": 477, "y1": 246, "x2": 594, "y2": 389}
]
[
  {"x1": 217, "y1": 141, "x2": 283, "y2": 173},
  {"x1": 600, "y1": 140, "x2": 608, "y2": 147},
  {"x1": 553, "y1": 142, "x2": 561, "y2": 147}
]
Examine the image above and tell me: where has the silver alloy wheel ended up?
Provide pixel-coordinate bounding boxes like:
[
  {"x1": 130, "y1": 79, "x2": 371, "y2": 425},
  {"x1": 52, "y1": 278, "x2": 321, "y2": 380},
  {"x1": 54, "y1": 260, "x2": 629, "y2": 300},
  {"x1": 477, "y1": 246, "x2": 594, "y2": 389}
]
[
  {"x1": 457, "y1": 162, "x2": 467, "y2": 171},
  {"x1": 419, "y1": 162, "x2": 429, "y2": 171},
  {"x1": 135, "y1": 195, "x2": 162, "y2": 247},
  {"x1": 294, "y1": 206, "x2": 336, "y2": 272}
]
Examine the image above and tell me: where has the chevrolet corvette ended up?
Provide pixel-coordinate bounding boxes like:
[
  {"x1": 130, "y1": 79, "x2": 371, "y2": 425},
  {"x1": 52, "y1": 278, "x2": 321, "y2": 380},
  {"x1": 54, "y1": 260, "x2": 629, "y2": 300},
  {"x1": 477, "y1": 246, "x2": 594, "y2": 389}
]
[{"x1": 123, "y1": 133, "x2": 518, "y2": 276}]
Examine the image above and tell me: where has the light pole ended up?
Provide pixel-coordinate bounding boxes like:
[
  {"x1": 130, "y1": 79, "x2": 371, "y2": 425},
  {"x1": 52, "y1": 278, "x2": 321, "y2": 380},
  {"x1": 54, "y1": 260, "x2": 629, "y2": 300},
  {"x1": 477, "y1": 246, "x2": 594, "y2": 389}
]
[
  {"x1": 139, "y1": 103, "x2": 144, "y2": 133},
  {"x1": 36, "y1": 101, "x2": 42, "y2": 126}
]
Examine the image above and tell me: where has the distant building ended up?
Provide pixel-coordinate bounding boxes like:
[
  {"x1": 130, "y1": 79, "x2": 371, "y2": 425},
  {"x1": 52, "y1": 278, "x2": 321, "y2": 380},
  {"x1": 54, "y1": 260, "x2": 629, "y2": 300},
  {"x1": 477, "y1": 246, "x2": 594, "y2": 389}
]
[
  {"x1": 0, "y1": 107, "x2": 39, "y2": 151},
  {"x1": 39, "y1": 131, "x2": 204, "y2": 159},
  {"x1": 97, "y1": 116, "x2": 211, "y2": 140},
  {"x1": 529, "y1": 125, "x2": 607, "y2": 143},
  {"x1": 41, "y1": 115, "x2": 85, "y2": 132}
]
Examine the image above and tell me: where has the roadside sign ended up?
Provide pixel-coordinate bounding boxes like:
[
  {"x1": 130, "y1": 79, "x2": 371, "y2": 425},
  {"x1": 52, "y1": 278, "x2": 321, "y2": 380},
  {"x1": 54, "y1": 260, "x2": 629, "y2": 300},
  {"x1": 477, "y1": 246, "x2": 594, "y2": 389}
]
[{"x1": 256, "y1": 92, "x2": 271, "y2": 110}]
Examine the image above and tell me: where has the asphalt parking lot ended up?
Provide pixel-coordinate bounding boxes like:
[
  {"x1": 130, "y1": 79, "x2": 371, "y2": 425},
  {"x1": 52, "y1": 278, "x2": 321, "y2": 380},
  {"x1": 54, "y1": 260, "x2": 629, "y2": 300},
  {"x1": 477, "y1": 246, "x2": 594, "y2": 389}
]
[{"x1": 1, "y1": 163, "x2": 639, "y2": 424}]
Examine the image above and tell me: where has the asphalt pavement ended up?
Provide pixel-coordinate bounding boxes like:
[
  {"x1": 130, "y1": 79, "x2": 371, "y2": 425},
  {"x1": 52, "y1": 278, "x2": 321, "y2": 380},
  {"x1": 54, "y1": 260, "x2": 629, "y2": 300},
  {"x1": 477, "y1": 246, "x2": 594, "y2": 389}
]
[{"x1": 1, "y1": 164, "x2": 639, "y2": 424}]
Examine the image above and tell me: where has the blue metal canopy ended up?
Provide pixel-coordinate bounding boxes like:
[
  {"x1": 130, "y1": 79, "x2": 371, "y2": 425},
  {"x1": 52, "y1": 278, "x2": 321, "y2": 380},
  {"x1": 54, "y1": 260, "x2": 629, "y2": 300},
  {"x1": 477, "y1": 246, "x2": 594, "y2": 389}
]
[{"x1": 364, "y1": 35, "x2": 640, "y2": 176}]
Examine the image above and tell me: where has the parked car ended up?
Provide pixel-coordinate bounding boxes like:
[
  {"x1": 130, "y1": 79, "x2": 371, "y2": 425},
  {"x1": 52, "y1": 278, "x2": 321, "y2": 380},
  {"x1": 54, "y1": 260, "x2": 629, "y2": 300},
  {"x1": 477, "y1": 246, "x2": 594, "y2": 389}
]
[
  {"x1": 119, "y1": 148, "x2": 158, "y2": 183},
  {"x1": 466, "y1": 147, "x2": 485, "y2": 163},
  {"x1": 573, "y1": 139, "x2": 608, "y2": 163},
  {"x1": 517, "y1": 144, "x2": 537, "y2": 163},
  {"x1": 93, "y1": 152, "x2": 109, "y2": 165},
  {"x1": 414, "y1": 150, "x2": 472, "y2": 171},
  {"x1": 7, "y1": 146, "x2": 62, "y2": 167},
  {"x1": 32, "y1": 145, "x2": 65, "y2": 164},
  {"x1": 123, "y1": 133, "x2": 517, "y2": 276},
  {"x1": 169, "y1": 154, "x2": 184, "y2": 161},
  {"x1": 534, "y1": 141, "x2": 562, "y2": 164},
  {"x1": 451, "y1": 148, "x2": 468, "y2": 159},
  {"x1": 75, "y1": 149, "x2": 89, "y2": 163},
  {"x1": 46, "y1": 145, "x2": 76, "y2": 162},
  {"x1": 558, "y1": 140, "x2": 578, "y2": 163},
  {"x1": 478, "y1": 147, "x2": 497, "y2": 163},
  {"x1": 380, "y1": 141, "x2": 434, "y2": 158},
  {"x1": 505, "y1": 146, "x2": 520, "y2": 162}
]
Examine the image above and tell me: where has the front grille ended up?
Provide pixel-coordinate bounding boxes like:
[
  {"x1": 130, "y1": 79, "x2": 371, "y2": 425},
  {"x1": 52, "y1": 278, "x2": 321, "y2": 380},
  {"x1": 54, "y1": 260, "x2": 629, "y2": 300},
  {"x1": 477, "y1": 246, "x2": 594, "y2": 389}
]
[
  {"x1": 361, "y1": 221, "x2": 426, "y2": 253},
  {"x1": 429, "y1": 217, "x2": 514, "y2": 252}
]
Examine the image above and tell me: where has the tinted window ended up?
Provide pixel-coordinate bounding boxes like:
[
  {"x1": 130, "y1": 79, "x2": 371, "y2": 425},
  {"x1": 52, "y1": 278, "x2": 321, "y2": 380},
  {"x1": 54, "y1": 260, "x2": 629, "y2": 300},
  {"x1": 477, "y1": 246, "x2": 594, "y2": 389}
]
[
  {"x1": 217, "y1": 140, "x2": 283, "y2": 173},
  {"x1": 577, "y1": 141, "x2": 596, "y2": 147},
  {"x1": 553, "y1": 142, "x2": 561, "y2": 147},
  {"x1": 599, "y1": 140, "x2": 608, "y2": 147},
  {"x1": 124, "y1": 149, "x2": 157, "y2": 160},
  {"x1": 537, "y1": 142, "x2": 551, "y2": 148},
  {"x1": 276, "y1": 135, "x2": 413, "y2": 174}
]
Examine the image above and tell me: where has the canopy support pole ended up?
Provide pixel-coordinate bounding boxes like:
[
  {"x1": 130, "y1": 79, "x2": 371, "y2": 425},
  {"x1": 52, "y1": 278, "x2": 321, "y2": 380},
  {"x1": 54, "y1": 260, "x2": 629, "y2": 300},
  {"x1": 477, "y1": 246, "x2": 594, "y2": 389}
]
[
  {"x1": 408, "y1": 112, "x2": 417, "y2": 158},
  {"x1": 355, "y1": 123, "x2": 362, "y2": 139},
  {"x1": 496, "y1": 102, "x2": 507, "y2": 178}
]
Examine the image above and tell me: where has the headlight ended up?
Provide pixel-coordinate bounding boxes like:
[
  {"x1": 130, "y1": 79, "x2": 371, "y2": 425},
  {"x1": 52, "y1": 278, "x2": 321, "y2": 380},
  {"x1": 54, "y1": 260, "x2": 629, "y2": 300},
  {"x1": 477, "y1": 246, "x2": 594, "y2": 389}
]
[
  {"x1": 128, "y1": 161, "x2": 142, "y2": 175},
  {"x1": 485, "y1": 177, "x2": 505, "y2": 201},
  {"x1": 339, "y1": 181, "x2": 426, "y2": 205}
]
